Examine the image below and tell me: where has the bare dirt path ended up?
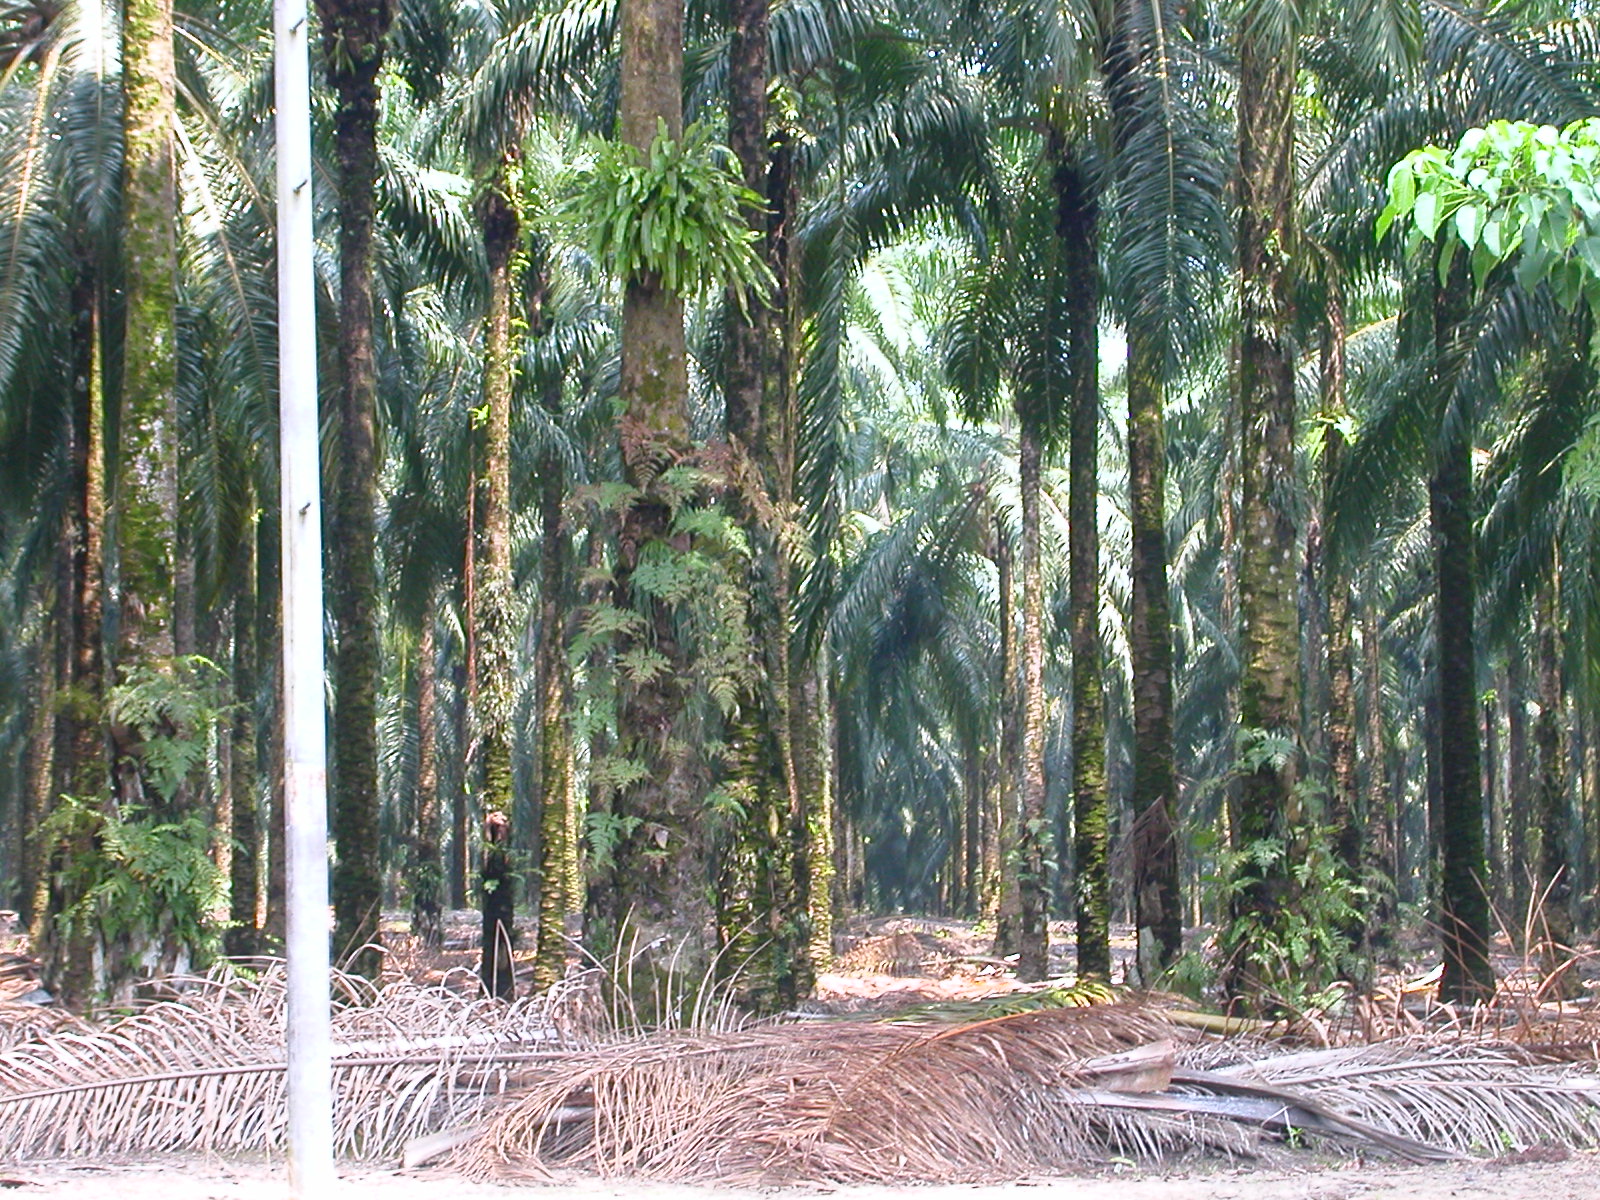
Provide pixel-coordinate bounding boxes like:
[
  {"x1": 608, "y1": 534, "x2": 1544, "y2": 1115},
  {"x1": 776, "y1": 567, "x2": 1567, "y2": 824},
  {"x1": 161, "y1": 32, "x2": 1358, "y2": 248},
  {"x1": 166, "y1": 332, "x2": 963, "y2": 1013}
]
[{"x1": 4, "y1": 1154, "x2": 1595, "y2": 1200}]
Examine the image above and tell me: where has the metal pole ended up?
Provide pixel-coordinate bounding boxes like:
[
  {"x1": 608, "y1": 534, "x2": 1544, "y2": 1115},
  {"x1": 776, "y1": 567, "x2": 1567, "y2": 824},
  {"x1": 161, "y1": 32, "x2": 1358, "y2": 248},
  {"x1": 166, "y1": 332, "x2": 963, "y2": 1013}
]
[{"x1": 275, "y1": 0, "x2": 334, "y2": 1189}]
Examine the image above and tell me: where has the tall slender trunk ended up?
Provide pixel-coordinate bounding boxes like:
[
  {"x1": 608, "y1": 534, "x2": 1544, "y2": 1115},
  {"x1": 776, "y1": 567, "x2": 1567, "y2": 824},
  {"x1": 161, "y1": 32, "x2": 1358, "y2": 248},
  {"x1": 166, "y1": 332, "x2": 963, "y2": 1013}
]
[
  {"x1": 475, "y1": 170, "x2": 519, "y2": 1001},
  {"x1": 1484, "y1": 688, "x2": 1504, "y2": 918},
  {"x1": 598, "y1": 0, "x2": 707, "y2": 970},
  {"x1": 41, "y1": 238, "x2": 110, "y2": 999},
  {"x1": 1128, "y1": 337, "x2": 1181, "y2": 977},
  {"x1": 1506, "y1": 650, "x2": 1531, "y2": 920},
  {"x1": 1360, "y1": 592, "x2": 1395, "y2": 957},
  {"x1": 1584, "y1": 705, "x2": 1600, "y2": 934},
  {"x1": 32, "y1": 595, "x2": 68, "y2": 982},
  {"x1": 530, "y1": 256, "x2": 571, "y2": 994},
  {"x1": 1015, "y1": 426, "x2": 1049, "y2": 982},
  {"x1": 772, "y1": 138, "x2": 829, "y2": 985},
  {"x1": 110, "y1": 0, "x2": 184, "y2": 989},
  {"x1": 116, "y1": 0, "x2": 178, "y2": 681},
  {"x1": 716, "y1": 0, "x2": 808, "y2": 1007},
  {"x1": 412, "y1": 611, "x2": 443, "y2": 947},
  {"x1": 1321, "y1": 292, "x2": 1361, "y2": 917},
  {"x1": 1432, "y1": 265, "x2": 1492, "y2": 1004},
  {"x1": 1231, "y1": 17, "x2": 1303, "y2": 1002},
  {"x1": 1058, "y1": 151, "x2": 1108, "y2": 984},
  {"x1": 793, "y1": 657, "x2": 835, "y2": 968},
  {"x1": 260, "y1": 510, "x2": 287, "y2": 948},
  {"x1": 723, "y1": 0, "x2": 767, "y2": 455},
  {"x1": 963, "y1": 739, "x2": 983, "y2": 916},
  {"x1": 225, "y1": 537, "x2": 261, "y2": 958},
  {"x1": 1534, "y1": 573, "x2": 1577, "y2": 997},
  {"x1": 991, "y1": 511, "x2": 1022, "y2": 955},
  {"x1": 315, "y1": 0, "x2": 391, "y2": 979}
]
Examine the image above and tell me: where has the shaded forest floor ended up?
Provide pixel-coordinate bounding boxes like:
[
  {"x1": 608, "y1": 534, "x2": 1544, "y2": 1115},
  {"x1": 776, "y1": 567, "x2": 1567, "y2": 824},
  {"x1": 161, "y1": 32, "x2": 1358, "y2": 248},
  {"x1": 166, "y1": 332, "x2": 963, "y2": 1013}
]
[{"x1": 364, "y1": 908, "x2": 1600, "y2": 1025}]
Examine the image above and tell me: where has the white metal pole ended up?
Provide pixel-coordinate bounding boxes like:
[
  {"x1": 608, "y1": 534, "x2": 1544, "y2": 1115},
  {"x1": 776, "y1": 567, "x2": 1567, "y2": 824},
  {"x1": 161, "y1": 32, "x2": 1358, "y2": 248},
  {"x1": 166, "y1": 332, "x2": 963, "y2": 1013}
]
[{"x1": 274, "y1": 0, "x2": 334, "y2": 1189}]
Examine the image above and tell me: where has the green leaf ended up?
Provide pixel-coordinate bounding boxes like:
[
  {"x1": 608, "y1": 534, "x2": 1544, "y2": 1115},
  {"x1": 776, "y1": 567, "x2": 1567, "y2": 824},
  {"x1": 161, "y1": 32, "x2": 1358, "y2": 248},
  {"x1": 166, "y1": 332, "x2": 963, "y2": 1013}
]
[{"x1": 1414, "y1": 190, "x2": 1442, "y2": 241}]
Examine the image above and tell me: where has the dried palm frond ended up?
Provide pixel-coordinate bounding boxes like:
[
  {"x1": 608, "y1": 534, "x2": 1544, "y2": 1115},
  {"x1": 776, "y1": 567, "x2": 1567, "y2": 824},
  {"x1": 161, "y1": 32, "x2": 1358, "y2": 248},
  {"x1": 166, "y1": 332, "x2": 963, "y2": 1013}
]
[
  {"x1": 0, "y1": 962, "x2": 580, "y2": 1162},
  {"x1": 454, "y1": 1003, "x2": 1600, "y2": 1184},
  {"x1": 456, "y1": 1004, "x2": 1241, "y2": 1183},
  {"x1": 0, "y1": 1001, "x2": 87, "y2": 1051},
  {"x1": 832, "y1": 932, "x2": 944, "y2": 977},
  {"x1": 1207, "y1": 1040, "x2": 1600, "y2": 1155}
]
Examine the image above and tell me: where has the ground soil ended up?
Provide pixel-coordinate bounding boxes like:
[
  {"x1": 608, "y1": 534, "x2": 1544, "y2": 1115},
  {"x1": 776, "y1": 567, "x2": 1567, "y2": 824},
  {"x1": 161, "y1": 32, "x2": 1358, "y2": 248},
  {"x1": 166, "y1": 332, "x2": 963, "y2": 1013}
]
[{"x1": 4, "y1": 1153, "x2": 1596, "y2": 1200}]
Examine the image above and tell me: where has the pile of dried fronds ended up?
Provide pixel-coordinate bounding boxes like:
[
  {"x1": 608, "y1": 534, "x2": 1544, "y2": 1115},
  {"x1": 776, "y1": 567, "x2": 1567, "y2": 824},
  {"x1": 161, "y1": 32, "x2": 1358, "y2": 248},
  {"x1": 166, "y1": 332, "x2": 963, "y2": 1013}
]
[
  {"x1": 446, "y1": 1003, "x2": 1600, "y2": 1184},
  {"x1": 0, "y1": 962, "x2": 590, "y2": 1160},
  {"x1": 6, "y1": 967, "x2": 1600, "y2": 1184}
]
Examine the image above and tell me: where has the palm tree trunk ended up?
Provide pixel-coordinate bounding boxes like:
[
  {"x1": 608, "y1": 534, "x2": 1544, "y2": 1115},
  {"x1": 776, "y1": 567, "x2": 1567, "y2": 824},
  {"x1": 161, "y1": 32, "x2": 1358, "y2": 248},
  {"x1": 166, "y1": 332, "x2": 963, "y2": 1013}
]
[
  {"x1": 1321, "y1": 293, "x2": 1361, "y2": 916},
  {"x1": 716, "y1": 0, "x2": 807, "y2": 1008},
  {"x1": 1128, "y1": 336, "x2": 1181, "y2": 977},
  {"x1": 1534, "y1": 573, "x2": 1577, "y2": 997},
  {"x1": 1502, "y1": 652, "x2": 1529, "y2": 919},
  {"x1": 1431, "y1": 266, "x2": 1492, "y2": 1004},
  {"x1": 991, "y1": 510, "x2": 1022, "y2": 956},
  {"x1": 41, "y1": 229, "x2": 111, "y2": 999},
  {"x1": 1015, "y1": 425, "x2": 1049, "y2": 982},
  {"x1": 723, "y1": 0, "x2": 767, "y2": 453},
  {"x1": 315, "y1": 0, "x2": 392, "y2": 979},
  {"x1": 771, "y1": 136, "x2": 828, "y2": 987},
  {"x1": 1360, "y1": 591, "x2": 1395, "y2": 957},
  {"x1": 1231, "y1": 19, "x2": 1302, "y2": 999},
  {"x1": 963, "y1": 738, "x2": 982, "y2": 916},
  {"x1": 412, "y1": 611, "x2": 443, "y2": 948},
  {"x1": 603, "y1": 0, "x2": 708, "y2": 968},
  {"x1": 531, "y1": 261, "x2": 571, "y2": 993},
  {"x1": 476, "y1": 171, "x2": 519, "y2": 1001},
  {"x1": 225, "y1": 539, "x2": 261, "y2": 958},
  {"x1": 793, "y1": 657, "x2": 835, "y2": 969},
  {"x1": 115, "y1": 0, "x2": 180, "y2": 826},
  {"x1": 260, "y1": 510, "x2": 287, "y2": 948},
  {"x1": 1057, "y1": 150, "x2": 1109, "y2": 984}
]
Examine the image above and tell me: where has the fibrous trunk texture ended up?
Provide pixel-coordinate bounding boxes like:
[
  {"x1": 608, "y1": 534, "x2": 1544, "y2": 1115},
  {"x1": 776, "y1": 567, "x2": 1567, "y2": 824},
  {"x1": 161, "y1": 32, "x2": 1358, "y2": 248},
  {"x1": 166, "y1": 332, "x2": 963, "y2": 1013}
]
[
  {"x1": 317, "y1": 0, "x2": 392, "y2": 979},
  {"x1": 1059, "y1": 151, "x2": 1109, "y2": 983},
  {"x1": 1015, "y1": 426, "x2": 1049, "y2": 982},
  {"x1": 39, "y1": 257, "x2": 107, "y2": 999},
  {"x1": 1534, "y1": 574, "x2": 1577, "y2": 998},
  {"x1": 225, "y1": 538, "x2": 261, "y2": 958},
  {"x1": 991, "y1": 512, "x2": 1022, "y2": 956},
  {"x1": 598, "y1": 0, "x2": 709, "y2": 972},
  {"x1": 713, "y1": 0, "x2": 810, "y2": 1008},
  {"x1": 1361, "y1": 592, "x2": 1395, "y2": 958},
  {"x1": 530, "y1": 258, "x2": 571, "y2": 994},
  {"x1": 475, "y1": 170, "x2": 519, "y2": 1001},
  {"x1": 1231, "y1": 18, "x2": 1303, "y2": 1000},
  {"x1": 115, "y1": 0, "x2": 179, "y2": 681},
  {"x1": 1321, "y1": 291, "x2": 1361, "y2": 950},
  {"x1": 1431, "y1": 265, "x2": 1491, "y2": 1004},
  {"x1": 1127, "y1": 337, "x2": 1181, "y2": 978},
  {"x1": 413, "y1": 613, "x2": 443, "y2": 948}
]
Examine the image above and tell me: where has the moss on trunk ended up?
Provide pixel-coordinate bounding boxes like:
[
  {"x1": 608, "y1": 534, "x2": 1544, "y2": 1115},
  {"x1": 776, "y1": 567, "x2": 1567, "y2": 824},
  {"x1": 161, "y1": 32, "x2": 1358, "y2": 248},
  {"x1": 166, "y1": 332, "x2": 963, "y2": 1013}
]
[
  {"x1": 1058, "y1": 153, "x2": 1109, "y2": 984},
  {"x1": 1127, "y1": 338, "x2": 1181, "y2": 977},
  {"x1": 1230, "y1": 24, "x2": 1303, "y2": 1002},
  {"x1": 474, "y1": 171, "x2": 519, "y2": 1001},
  {"x1": 316, "y1": 0, "x2": 392, "y2": 979}
]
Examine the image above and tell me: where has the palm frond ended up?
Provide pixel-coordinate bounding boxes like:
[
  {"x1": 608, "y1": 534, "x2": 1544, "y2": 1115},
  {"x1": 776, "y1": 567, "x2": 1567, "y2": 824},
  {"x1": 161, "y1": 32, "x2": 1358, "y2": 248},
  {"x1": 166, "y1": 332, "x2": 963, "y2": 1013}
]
[{"x1": 0, "y1": 964, "x2": 581, "y2": 1161}]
